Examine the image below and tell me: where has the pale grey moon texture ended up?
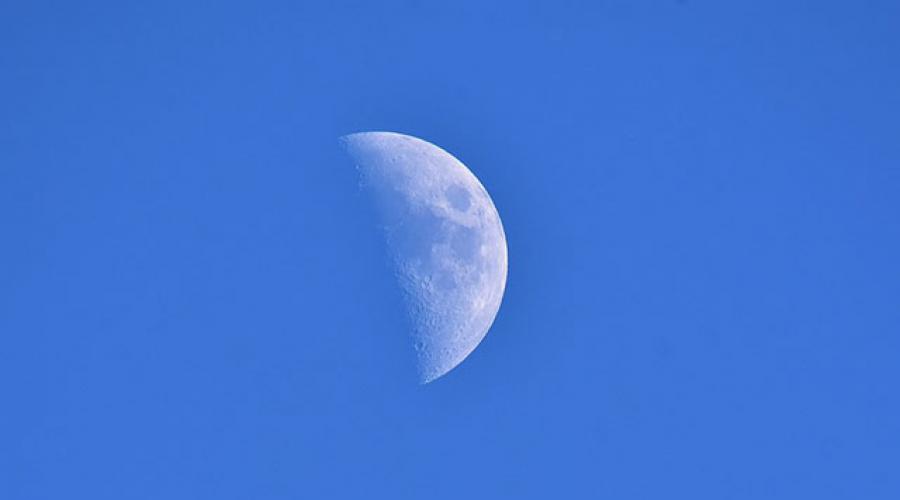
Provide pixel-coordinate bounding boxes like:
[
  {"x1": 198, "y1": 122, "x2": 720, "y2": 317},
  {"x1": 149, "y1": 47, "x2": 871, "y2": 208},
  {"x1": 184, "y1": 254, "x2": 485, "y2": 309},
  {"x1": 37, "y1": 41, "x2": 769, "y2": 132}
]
[{"x1": 340, "y1": 132, "x2": 508, "y2": 384}]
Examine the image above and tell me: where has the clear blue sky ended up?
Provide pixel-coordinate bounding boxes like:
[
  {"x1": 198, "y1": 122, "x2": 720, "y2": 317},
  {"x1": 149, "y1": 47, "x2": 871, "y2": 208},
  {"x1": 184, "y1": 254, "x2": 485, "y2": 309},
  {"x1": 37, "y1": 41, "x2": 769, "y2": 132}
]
[{"x1": 2, "y1": 1, "x2": 899, "y2": 498}]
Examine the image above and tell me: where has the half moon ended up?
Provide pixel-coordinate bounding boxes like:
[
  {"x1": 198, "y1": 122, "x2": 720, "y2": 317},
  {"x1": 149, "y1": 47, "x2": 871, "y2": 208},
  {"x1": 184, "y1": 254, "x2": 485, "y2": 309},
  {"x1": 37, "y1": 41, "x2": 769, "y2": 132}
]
[{"x1": 340, "y1": 132, "x2": 508, "y2": 384}]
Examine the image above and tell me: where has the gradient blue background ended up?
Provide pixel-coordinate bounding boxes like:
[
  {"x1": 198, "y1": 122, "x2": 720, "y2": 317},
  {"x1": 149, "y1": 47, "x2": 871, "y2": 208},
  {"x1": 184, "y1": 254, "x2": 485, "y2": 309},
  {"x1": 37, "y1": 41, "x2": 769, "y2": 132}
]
[{"x1": 2, "y1": 1, "x2": 899, "y2": 498}]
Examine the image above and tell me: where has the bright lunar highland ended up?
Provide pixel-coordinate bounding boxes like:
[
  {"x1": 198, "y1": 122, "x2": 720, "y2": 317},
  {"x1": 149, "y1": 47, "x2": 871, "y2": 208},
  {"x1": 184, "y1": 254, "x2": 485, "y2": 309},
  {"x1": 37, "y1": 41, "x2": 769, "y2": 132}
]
[{"x1": 340, "y1": 132, "x2": 508, "y2": 384}]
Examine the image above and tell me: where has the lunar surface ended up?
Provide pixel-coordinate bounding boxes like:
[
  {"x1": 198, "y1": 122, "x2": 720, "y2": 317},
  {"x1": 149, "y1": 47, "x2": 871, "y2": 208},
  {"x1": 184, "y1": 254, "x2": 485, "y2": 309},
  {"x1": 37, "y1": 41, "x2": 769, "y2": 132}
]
[{"x1": 340, "y1": 132, "x2": 508, "y2": 384}]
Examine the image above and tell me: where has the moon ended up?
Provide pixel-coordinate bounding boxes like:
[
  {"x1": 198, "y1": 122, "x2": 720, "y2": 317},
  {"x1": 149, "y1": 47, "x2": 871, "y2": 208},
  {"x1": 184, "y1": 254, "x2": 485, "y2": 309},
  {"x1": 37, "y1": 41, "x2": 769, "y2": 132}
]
[{"x1": 340, "y1": 132, "x2": 508, "y2": 384}]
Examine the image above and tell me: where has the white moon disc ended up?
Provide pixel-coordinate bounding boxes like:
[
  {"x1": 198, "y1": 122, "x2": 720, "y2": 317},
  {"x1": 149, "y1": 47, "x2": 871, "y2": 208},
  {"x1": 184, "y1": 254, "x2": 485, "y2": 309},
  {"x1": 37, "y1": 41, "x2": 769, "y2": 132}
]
[{"x1": 340, "y1": 131, "x2": 508, "y2": 384}]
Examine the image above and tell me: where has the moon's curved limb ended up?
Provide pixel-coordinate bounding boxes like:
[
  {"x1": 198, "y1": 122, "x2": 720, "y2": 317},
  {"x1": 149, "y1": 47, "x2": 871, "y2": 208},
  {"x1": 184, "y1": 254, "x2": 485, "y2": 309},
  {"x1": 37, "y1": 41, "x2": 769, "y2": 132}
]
[{"x1": 340, "y1": 132, "x2": 508, "y2": 384}]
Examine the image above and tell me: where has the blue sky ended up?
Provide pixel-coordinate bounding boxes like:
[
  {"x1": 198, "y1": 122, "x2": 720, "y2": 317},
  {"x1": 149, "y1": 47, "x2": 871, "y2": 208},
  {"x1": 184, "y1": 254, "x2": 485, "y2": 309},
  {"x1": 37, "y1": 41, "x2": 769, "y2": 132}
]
[{"x1": 2, "y1": 1, "x2": 899, "y2": 498}]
